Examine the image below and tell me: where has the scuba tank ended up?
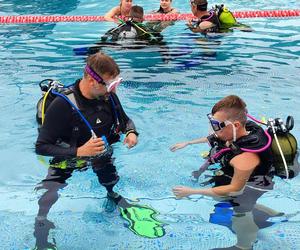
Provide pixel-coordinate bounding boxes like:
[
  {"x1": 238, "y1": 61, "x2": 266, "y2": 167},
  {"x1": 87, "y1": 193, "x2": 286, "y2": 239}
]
[
  {"x1": 213, "y1": 5, "x2": 237, "y2": 28},
  {"x1": 268, "y1": 116, "x2": 298, "y2": 178}
]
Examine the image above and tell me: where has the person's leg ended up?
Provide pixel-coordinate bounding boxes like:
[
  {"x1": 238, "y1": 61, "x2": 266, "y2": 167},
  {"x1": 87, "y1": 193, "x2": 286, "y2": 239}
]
[
  {"x1": 230, "y1": 187, "x2": 268, "y2": 249},
  {"x1": 92, "y1": 156, "x2": 120, "y2": 197},
  {"x1": 232, "y1": 212, "x2": 258, "y2": 250},
  {"x1": 35, "y1": 167, "x2": 73, "y2": 219},
  {"x1": 34, "y1": 217, "x2": 56, "y2": 250},
  {"x1": 92, "y1": 156, "x2": 120, "y2": 212},
  {"x1": 34, "y1": 167, "x2": 74, "y2": 249}
]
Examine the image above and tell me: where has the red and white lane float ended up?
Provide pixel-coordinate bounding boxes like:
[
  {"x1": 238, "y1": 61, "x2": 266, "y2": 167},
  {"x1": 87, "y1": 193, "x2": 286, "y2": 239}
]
[{"x1": 0, "y1": 10, "x2": 299, "y2": 24}]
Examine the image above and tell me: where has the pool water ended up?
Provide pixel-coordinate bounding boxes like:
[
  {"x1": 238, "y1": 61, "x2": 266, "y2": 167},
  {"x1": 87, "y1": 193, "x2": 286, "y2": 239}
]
[{"x1": 0, "y1": 0, "x2": 300, "y2": 249}]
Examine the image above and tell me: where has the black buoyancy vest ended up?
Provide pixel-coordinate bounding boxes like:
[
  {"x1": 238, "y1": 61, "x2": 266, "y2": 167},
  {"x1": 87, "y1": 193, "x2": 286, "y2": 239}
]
[{"x1": 218, "y1": 121, "x2": 273, "y2": 182}]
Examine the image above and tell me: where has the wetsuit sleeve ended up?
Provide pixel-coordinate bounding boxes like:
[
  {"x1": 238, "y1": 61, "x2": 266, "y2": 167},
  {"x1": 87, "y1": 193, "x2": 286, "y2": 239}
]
[
  {"x1": 35, "y1": 97, "x2": 77, "y2": 157},
  {"x1": 111, "y1": 93, "x2": 138, "y2": 135}
]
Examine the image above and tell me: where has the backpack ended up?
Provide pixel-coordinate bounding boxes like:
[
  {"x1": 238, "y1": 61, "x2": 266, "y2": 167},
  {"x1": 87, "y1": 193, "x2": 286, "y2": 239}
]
[{"x1": 213, "y1": 4, "x2": 237, "y2": 29}]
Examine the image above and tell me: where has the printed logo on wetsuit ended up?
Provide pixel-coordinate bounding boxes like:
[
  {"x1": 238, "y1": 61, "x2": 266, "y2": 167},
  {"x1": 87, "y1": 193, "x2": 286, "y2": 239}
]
[{"x1": 96, "y1": 118, "x2": 102, "y2": 124}]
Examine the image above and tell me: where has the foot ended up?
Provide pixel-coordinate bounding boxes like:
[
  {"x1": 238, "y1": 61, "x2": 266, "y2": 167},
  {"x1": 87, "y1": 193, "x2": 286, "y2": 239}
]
[{"x1": 102, "y1": 192, "x2": 120, "y2": 212}]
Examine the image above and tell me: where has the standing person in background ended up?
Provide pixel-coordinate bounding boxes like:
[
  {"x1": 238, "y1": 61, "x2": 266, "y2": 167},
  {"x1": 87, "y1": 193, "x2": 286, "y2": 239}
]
[
  {"x1": 104, "y1": 0, "x2": 133, "y2": 23},
  {"x1": 156, "y1": 0, "x2": 178, "y2": 14},
  {"x1": 147, "y1": 0, "x2": 179, "y2": 33}
]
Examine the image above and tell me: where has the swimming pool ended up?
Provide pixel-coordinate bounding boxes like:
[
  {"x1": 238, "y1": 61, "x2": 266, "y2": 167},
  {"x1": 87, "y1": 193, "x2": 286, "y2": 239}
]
[{"x1": 0, "y1": 0, "x2": 300, "y2": 249}]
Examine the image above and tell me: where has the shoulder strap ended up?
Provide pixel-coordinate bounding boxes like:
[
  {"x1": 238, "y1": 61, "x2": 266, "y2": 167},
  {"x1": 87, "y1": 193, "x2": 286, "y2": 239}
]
[{"x1": 65, "y1": 92, "x2": 78, "y2": 110}]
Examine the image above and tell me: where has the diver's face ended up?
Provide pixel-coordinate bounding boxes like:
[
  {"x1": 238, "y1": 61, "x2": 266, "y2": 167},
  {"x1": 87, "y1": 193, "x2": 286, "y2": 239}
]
[
  {"x1": 160, "y1": 0, "x2": 172, "y2": 10},
  {"x1": 122, "y1": 0, "x2": 133, "y2": 10},
  {"x1": 211, "y1": 111, "x2": 235, "y2": 142},
  {"x1": 89, "y1": 73, "x2": 120, "y2": 97}
]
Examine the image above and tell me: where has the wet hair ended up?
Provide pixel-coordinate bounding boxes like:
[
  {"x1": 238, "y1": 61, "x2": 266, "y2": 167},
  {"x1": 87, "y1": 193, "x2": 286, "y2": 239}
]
[
  {"x1": 212, "y1": 95, "x2": 247, "y2": 125},
  {"x1": 85, "y1": 52, "x2": 120, "y2": 78},
  {"x1": 130, "y1": 5, "x2": 144, "y2": 19},
  {"x1": 191, "y1": 0, "x2": 208, "y2": 11}
]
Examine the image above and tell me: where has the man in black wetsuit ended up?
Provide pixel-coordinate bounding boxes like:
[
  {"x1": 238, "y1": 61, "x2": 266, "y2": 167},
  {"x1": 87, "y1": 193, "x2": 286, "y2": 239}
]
[{"x1": 34, "y1": 52, "x2": 138, "y2": 249}]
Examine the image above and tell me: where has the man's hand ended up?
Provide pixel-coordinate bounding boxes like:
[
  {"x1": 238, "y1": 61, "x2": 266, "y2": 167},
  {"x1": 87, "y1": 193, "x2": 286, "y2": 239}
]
[
  {"x1": 170, "y1": 142, "x2": 189, "y2": 152},
  {"x1": 186, "y1": 20, "x2": 195, "y2": 30},
  {"x1": 123, "y1": 133, "x2": 138, "y2": 148},
  {"x1": 77, "y1": 137, "x2": 106, "y2": 157},
  {"x1": 172, "y1": 186, "x2": 195, "y2": 198}
]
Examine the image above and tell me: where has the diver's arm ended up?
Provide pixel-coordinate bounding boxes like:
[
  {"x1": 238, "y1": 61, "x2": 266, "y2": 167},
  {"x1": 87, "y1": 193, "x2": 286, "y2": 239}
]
[
  {"x1": 173, "y1": 173, "x2": 248, "y2": 198},
  {"x1": 173, "y1": 152, "x2": 259, "y2": 197},
  {"x1": 170, "y1": 137, "x2": 208, "y2": 152},
  {"x1": 188, "y1": 21, "x2": 215, "y2": 33},
  {"x1": 104, "y1": 6, "x2": 121, "y2": 23},
  {"x1": 186, "y1": 24, "x2": 204, "y2": 33},
  {"x1": 199, "y1": 21, "x2": 216, "y2": 31},
  {"x1": 111, "y1": 93, "x2": 138, "y2": 135},
  {"x1": 35, "y1": 98, "x2": 77, "y2": 157},
  {"x1": 111, "y1": 93, "x2": 138, "y2": 148}
]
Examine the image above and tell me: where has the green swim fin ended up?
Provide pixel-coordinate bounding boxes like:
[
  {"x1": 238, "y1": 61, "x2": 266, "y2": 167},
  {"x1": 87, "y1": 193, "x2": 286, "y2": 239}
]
[{"x1": 119, "y1": 204, "x2": 166, "y2": 238}]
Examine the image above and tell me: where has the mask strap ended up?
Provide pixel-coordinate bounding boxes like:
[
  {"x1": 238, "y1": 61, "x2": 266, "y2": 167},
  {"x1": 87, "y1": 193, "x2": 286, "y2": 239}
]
[{"x1": 226, "y1": 120, "x2": 236, "y2": 142}]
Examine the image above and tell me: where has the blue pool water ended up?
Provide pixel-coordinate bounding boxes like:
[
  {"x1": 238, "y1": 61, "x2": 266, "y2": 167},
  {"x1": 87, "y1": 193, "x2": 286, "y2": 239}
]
[{"x1": 0, "y1": 0, "x2": 300, "y2": 249}]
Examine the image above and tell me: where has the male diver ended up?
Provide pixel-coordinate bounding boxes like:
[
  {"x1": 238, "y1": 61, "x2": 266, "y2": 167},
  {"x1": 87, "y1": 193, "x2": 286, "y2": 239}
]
[
  {"x1": 102, "y1": 5, "x2": 163, "y2": 43},
  {"x1": 171, "y1": 95, "x2": 298, "y2": 249},
  {"x1": 34, "y1": 52, "x2": 138, "y2": 249},
  {"x1": 187, "y1": 0, "x2": 252, "y2": 34}
]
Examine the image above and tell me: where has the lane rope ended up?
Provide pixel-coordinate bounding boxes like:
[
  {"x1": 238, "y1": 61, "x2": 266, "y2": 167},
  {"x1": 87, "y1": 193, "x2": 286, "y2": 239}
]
[{"x1": 0, "y1": 10, "x2": 299, "y2": 24}]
